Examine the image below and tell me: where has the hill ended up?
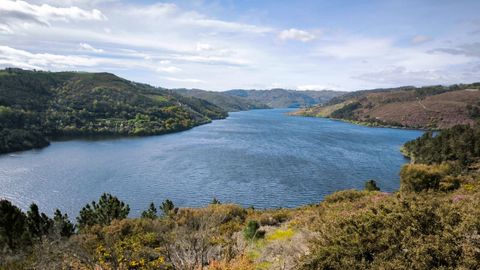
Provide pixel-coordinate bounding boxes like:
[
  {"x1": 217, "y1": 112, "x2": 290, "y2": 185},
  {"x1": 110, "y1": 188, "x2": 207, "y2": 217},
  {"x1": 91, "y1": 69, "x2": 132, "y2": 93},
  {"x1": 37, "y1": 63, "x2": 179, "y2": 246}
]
[
  {"x1": 294, "y1": 83, "x2": 480, "y2": 129},
  {"x1": 1, "y1": 124, "x2": 480, "y2": 269},
  {"x1": 0, "y1": 68, "x2": 227, "y2": 154},
  {"x1": 172, "y1": 88, "x2": 270, "y2": 111},
  {"x1": 224, "y1": 88, "x2": 344, "y2": 108}
]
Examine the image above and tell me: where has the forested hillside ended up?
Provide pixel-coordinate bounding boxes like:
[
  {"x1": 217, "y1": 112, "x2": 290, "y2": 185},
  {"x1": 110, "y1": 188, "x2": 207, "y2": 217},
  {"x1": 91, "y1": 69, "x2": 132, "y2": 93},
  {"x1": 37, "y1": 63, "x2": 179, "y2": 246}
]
[
  {"x1": 225, "y1": 89, "x2": 343, "y2": 108},
  {"x1": 1, "y1": 124, "x2": 479, "y2": 269},
  {"x1": 0, "y1": 68, "x2": 227, "y2": 154},
  {"x1": 294, "y1": 83, "x2": 480, "y2": 129},
  {"x1": 172, "y1": 88, "x2": 270, "y2": 111}
]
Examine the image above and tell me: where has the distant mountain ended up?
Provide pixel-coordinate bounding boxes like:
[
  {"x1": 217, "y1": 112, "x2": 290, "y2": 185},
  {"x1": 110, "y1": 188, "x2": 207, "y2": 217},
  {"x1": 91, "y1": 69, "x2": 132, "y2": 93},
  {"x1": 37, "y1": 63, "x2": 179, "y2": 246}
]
[
  {"x1": 224, "y1": 88, "x2": 344, "y2": 108},
  {"x1": 294, "y1": 83, "x2": 480, "y2": 129},
  {"x1": 172, "y1": 89, "x2": 269, "y2": 112},
  {"x1": 0, "y1": 68, "x2": 227, "y2": 154}
]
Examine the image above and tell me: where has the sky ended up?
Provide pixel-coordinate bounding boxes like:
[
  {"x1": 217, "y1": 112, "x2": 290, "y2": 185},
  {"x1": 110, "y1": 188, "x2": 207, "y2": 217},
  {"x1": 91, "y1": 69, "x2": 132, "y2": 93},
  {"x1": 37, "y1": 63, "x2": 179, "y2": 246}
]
[{"x1": 0, "y1": 0, "x2": 479, "y2": 91}]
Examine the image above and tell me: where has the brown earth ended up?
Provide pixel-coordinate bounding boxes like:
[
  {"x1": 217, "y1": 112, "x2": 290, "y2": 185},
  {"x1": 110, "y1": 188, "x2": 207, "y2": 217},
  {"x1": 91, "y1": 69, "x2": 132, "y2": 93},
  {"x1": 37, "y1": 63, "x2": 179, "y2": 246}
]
[{"x1": 295, "y1": 86, "x2": 480, "y2": 129}]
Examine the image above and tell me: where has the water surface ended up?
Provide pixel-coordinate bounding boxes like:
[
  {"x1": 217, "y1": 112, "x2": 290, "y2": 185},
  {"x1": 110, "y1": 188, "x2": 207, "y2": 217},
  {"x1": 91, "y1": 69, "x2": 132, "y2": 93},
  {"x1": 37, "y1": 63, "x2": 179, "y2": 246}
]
[{"x1": 0, "y1": 109, "x2": 422, "y2": 217}]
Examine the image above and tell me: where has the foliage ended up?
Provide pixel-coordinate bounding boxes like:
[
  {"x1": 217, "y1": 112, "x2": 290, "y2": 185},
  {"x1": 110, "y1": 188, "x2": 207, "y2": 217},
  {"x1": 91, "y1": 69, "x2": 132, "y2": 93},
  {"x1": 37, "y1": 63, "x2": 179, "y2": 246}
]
[
  {"x1": 403, "y1": 125, "x2": 480, "y2": 166},
  {"x1": 159, "y1": 199, "x2": 176, "y2": 216},
  {"x1": 364, "y1": 179, "x2": 380, "y2": 191},
  {"x1": 52, "y1": 209, "x2": 75, "y2": 237},
  {"x1": 330, "y1": 101, "x2": 361, "y2": 120},
  {"x1": 141, "y1": 202, "x2": 158, "y2": 219},
  {"x1": 0, "y1": 200, "x2": 30, "y2": 251},
  {"x1": 0, "y1": 69, "x2": 227, "y2": 154},
  {"x1": 26, "y1": 203, "x2": 53, "y2": 239},
  {"x1": 211, "y1": 197, "x2": 221, "y2": 205},
  {"x1": 77, "y1": 193, "x2": 130, "y2": 229},
  {"x1": 300, "y1": 191, "x2": 480, "y2": 270},
  {"x1": 244, "y1": 220, "x2": 262, "y2": 240},
  {"x1": 323, "y1": 189, "x2": 369, "y2": 204}
]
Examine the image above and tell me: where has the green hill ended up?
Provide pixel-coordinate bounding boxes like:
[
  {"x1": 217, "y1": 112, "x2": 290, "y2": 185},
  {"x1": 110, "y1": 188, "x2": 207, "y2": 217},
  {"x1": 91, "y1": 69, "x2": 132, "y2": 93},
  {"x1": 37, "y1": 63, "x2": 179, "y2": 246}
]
[
  {"x1": 225, "y1": 88, "x2": 344, "y2": 108},
  {"x1": 0, "y1": 68, "x2": 227, "y2": 154},
  {"x1": 294, "y1": 83, "x2": 480, "y2": 129},
  {"x1": 172, "y1": 88, "x2": 270, "y2": 111}
]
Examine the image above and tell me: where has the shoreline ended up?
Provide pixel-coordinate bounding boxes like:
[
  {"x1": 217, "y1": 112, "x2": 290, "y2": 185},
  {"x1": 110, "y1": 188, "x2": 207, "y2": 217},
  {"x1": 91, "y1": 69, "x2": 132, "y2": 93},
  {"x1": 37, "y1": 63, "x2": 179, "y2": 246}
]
[{"x1": 290, "y1": 111, "x2": 436, "y2": 132}]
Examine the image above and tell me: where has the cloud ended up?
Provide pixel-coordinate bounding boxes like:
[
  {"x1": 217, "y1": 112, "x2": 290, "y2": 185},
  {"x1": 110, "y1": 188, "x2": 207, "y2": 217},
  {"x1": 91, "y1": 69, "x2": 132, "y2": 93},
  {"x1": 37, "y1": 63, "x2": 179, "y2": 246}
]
[
  {"x1": 126, "y1": 3, "x2": 272, "y2": 34},
  {"x1": 297, "y1": 84, "x2": 337, "y2": 90},
  {"x1": 278, "y1": 28, "x2": 315, "y2": 42},
  {"x1": 411, "y1": 35, "x2": 432, "y2": 44},
  {"x1": 156, "y1": 66, "x2": 181, "y2": 73},
  {"x1": 432, "y1": 42, "x2": 480, "y2": 58},
  {"x1": 0, "y1": 45, "x2": 99, "y2": 69},
  {"x1": 354, "y1": 66, "x2": 476, "y2": 86},
  {"x1": 164, "y1": 77, "x2": 205, "y2": 83},
  {"x1": 0, "y1": 0, "x2": 106, "y2": 29},
  {"x1": 79, "y1": 42, "x2": 103, "y2": 53},
  {"x1": 196, "y1": 43, "x2": 213, "y2": 51}
]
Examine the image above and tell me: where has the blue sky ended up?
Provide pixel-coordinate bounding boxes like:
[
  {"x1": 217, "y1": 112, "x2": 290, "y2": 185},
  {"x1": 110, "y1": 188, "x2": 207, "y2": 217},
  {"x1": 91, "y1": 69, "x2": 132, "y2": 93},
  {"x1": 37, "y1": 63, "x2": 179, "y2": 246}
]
[{"x1": 0, "y1": 0, "x2": 479, "y2": 91}]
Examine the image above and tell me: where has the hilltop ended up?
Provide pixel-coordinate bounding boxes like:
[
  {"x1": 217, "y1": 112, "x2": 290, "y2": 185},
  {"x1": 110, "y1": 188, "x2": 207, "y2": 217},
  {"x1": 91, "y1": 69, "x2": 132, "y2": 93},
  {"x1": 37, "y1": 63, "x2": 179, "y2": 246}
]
[
  {"x1": 224, "y1": 88, "x2": 344, "y2": 108},
  {"x1": 294, "y1": 83, "x2": 480, "y2": 129},
  {"x1": 172, "y1": 88, "x2": 270, "y2": 111},
  {"x1": 0, "y1": 68, "x2": 227, "y2": 154}
]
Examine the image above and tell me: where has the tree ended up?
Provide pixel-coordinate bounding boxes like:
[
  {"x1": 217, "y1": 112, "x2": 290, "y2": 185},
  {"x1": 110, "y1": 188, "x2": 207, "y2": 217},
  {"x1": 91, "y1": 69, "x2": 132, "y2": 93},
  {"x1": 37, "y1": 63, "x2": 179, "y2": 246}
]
[
  {"x1": 53, "y1": 209, "x2": 74, "y2": 237},
  {"x1": 0, "y1": 200, "x2": 29, "y2": 250},
  {"x1": 160, "y1": 199, "x2": 176, "y2": 216},
  {"x1": 211, "y1": 197, "x2": 221, "y2": 205},
  {"x1": 26, "y1": 203, "x2": 52, "y2": 239},
  {"x1": 364, "y1": 179, "x2": 380, "y2": 191},
  {"x1": 141, "y1": 202, "x2": 157, "y2": 219},
  {"x1": 77, "y1": 193, "x2": 130, "y2": 229}
]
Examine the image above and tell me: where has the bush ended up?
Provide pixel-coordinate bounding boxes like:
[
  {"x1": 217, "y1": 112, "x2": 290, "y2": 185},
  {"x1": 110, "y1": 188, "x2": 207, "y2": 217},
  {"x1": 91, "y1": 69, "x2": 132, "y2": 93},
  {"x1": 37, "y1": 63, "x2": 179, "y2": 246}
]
[
  {"x1": 243, "y1": 220, "x2": 262, "y2": 240},
  {"x1": 365, "y1": 179, "x2": 380, "y2": 191},
  {"x1": 324, "y1": 190, "x2": 368, "y2": 204},
  {"x1": 400, "y1": 164, "x2": 449, "y2": 193}
]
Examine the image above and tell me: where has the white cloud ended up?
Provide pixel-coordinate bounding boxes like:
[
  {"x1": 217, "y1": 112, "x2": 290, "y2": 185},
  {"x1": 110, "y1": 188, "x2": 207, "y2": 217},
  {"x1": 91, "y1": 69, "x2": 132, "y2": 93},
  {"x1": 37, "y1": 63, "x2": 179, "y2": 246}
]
[
  {"x1": 279, "y1": 28, "x2": 315, "y2": 42},
  {"x1": 165, "y1": 77, "x2": 205, "y2": 83},
  {"x1": 0, "y1": 45, "x2": 99, "y2": 69},
  {"x1": 196, "y1": 43, "x2": 213, "y2": 51},
  {"x1": 412, "y1": 35, "x2": 432, "y2": 44},
  {"x1": 125, "y1": 3, "x2": 272, "y2": 34},
  {"x1": 0, "y1": 0, "x2": 106, "y2": 28},
  {"x1": 156, "y1": 66, "x2": 181, "y2": 73},
  {"x1": 79, "y1": 42, "x2": 103, "y2": 53},
  {"x1": 355, "y1": 66, "x2": 461, "y2": 86},
  {"x1": 297, "y1": 84, "x2": 336, "y2": 90}
]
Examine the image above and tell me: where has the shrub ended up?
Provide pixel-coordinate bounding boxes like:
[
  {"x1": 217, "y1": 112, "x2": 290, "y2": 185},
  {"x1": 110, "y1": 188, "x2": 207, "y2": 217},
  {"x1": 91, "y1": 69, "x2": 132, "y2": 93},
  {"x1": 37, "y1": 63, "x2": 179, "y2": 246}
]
[
  {"x1": 400, "y1": 164, "x2": 450, "y2": 193},
  {"x1": 324, "y1": 190, "x2": 368, "y2": 204},
  {"x1": 365, "y1": 179, "x2": 380, "y2": 191},
  {"x1": 243, "y1": 220, "x2": 263, "y2": 240}
]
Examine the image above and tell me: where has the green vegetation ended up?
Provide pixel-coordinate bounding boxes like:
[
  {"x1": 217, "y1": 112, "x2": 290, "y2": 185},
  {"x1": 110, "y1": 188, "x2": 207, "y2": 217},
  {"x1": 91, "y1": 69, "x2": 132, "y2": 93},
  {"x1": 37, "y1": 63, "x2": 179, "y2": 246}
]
[
  {"x1": 225, "y1": 89, "x2": 343, "y2": 108},
  {"x1": 403, "y1": 124, "x2": 480, "y2": 166},
  {"x1": 0, "y1": 68, "x2": 227, "y2": 154},
  {"x1": 364, "y1": 179, "x2": 380, "y2": 191},
  {"x1": 77, "y1": 193, "x2": 130, "y2": 229},
  {"x1": 243, "y1": 220, "x2": 262, "y2": 240}
]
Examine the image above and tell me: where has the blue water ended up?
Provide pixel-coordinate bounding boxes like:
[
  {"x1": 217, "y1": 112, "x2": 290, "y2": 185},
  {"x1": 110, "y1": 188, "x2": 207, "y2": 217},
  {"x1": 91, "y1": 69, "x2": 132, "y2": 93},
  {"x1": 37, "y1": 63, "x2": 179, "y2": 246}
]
[{"x1": 0, "y1": 109, "x2": 422, "y2": 217}]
